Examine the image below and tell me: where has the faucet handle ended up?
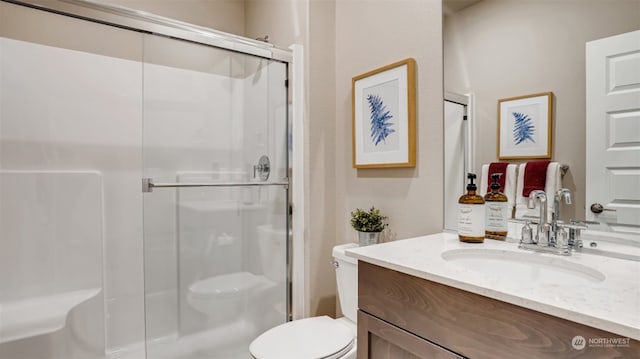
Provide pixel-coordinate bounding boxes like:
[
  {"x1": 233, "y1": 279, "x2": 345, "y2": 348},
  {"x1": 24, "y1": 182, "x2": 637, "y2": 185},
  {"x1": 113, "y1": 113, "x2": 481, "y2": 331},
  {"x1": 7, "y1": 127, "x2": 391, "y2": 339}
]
[
  {"x1": 512, "y1": 216, "x2": 540, "y2": 225},
  {"x1": 556, "y1": 227, "x2": 570, "y2": 254},
  {"x1": 537, "y1": 223, "x2": 551, "y2": 246},
  {"x1": 520, "y1": 221, "x2": 534, "y2": 244},
  {"x1": 560, "y1": 222, "x2": 588, "y2": 230},
  {"x1": 570, "y1": 219, "x2": 599, "y2": 226},
  {"x1": 559, "y1": 220, "x2": 592, "y2": 250}
]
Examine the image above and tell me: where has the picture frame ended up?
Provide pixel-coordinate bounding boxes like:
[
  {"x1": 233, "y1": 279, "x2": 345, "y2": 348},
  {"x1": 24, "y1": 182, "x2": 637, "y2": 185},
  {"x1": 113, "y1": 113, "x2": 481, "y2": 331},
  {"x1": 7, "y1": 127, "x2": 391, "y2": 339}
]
[
  {"x1": 352, "y1": 58, "x2": 416, "y2": 168},
  {"x1": 498, "y1": 92, "x2": 553, "y2": 160}
]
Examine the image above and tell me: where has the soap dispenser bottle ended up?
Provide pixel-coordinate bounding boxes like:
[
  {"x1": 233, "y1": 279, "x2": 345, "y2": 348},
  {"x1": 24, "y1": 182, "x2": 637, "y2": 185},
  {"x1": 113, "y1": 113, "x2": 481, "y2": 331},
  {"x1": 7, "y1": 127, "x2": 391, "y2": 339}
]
[
  {"x1": 458, "y1": 173, "x2": 485, "y2": 243},
  {"x1": 484, "y1": 173, "x2": 509, "y2": 240}
]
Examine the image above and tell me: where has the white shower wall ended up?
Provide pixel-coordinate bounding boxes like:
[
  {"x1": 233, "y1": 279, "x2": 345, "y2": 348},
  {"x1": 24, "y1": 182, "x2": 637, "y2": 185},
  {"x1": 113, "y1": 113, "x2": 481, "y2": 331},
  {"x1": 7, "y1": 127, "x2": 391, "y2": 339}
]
[
  {"x1": 0, "y1": 35, "x2": 145, "y2": 356},
  {"x1": 0, "y1": 4, "x2": 287, "y2": 356}
]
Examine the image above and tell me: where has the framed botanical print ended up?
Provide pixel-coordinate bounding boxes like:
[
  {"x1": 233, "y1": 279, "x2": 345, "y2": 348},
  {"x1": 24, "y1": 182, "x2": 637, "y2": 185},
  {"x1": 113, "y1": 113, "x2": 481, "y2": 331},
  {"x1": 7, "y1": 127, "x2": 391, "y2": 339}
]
[
  {"x1": 498, "y1": 92, "x2": 553, "y2": 160},
  {"x1": 352, "y1": 58, "x2": 416, "y2": 168}
]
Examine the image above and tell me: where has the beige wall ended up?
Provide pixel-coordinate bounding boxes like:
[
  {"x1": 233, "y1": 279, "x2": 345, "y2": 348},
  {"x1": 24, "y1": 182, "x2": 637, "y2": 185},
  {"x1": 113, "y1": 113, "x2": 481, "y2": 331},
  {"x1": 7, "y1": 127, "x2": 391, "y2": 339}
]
[
  {"x1": 444, "y1": 0, "x2": 640, "y2": 220},
  {"x1": 245, "y1": 0, "x2": 307, "y2": 46},
  {"x1": 307, "y1": 0, "x2": 338, "y2": 316},
  {"x1": 335, "y1": 0, "x2": 444, "y2": 244}
]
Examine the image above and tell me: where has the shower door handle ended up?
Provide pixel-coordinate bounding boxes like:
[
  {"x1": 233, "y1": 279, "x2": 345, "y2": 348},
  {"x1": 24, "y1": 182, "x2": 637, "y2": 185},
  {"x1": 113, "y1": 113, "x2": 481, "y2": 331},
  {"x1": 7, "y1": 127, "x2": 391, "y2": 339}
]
[{"x1": 142, "y1": 178, "x2": 288, "y2": 192}]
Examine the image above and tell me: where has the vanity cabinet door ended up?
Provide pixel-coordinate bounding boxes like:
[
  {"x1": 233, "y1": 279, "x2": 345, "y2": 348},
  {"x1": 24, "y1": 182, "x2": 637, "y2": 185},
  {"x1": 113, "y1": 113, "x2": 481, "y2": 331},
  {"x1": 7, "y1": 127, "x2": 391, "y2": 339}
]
[{"x1": 357, "y1": 310, "x2": 464, "y2": 359}]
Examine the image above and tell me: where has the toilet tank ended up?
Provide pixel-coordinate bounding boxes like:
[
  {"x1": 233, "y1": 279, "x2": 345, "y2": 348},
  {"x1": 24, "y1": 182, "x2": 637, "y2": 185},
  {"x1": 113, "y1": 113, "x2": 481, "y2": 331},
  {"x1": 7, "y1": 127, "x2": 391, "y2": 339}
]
[{"x1": 332, "y1": 243, "x2": 359, "y2": 323}]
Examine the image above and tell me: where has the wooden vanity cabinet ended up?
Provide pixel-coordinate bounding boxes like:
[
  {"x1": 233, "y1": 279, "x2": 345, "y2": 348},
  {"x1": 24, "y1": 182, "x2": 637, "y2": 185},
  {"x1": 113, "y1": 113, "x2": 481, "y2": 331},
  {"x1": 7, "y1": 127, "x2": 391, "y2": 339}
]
[{"x1": 357, "y1": 261, "x2": 639, "y2": 359}]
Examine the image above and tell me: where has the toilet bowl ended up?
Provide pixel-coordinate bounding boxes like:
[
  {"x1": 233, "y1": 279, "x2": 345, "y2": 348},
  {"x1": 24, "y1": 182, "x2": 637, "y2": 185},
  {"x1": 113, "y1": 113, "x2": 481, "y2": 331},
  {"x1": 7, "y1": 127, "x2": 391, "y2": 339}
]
[
  {"x1": 187, "y1": 271, "x2": 262, "y2": 324},
  {"x1": 249, "y1": 243, "x2": 359, "y2": 359},
  {"x1": 187, "y1": 225, "x2": 287, "y2": 334}
]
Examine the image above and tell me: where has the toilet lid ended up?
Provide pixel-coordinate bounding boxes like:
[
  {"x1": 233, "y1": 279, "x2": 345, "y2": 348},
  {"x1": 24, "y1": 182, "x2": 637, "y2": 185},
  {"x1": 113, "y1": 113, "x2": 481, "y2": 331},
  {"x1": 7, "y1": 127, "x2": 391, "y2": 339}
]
[{"x1": 250, "y1": 316, "x2": 354, "y2": 359}]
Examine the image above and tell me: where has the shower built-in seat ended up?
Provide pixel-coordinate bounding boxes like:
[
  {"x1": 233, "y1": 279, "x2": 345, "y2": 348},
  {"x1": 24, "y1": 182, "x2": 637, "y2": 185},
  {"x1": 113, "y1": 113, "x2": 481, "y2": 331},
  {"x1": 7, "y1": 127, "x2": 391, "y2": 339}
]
[
  {"x1": 0, "y1": 171, "x2": 105, "y2": 348},
  {"x1": 0, "y1": 289, "x2": 100, "y2": 344}
]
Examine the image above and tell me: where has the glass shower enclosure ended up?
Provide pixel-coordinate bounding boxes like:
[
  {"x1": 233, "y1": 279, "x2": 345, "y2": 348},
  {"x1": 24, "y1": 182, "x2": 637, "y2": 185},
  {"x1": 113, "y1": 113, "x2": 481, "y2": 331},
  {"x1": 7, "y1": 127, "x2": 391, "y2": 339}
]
[
  {"x1": 140, "y1": 33, "x2": 290, "y2": 359},
  {"x1": 0, "y1": 1, "x2": 291, "y2": 358}
]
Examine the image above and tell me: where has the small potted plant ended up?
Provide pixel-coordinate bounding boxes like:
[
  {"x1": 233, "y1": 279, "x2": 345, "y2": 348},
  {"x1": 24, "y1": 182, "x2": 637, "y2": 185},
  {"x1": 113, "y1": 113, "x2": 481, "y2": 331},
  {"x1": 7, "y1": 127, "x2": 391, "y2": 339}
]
[{"x1": 350, "y1": 206, "x2": 388, "y2": 246}]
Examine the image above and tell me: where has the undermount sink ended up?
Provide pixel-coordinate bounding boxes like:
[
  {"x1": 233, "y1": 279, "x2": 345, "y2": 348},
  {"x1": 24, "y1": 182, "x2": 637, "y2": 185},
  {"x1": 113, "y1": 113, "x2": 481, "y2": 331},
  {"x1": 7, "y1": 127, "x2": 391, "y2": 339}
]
[{"x1": 441, "y1": 248, "x2": 606, "y2": 285}]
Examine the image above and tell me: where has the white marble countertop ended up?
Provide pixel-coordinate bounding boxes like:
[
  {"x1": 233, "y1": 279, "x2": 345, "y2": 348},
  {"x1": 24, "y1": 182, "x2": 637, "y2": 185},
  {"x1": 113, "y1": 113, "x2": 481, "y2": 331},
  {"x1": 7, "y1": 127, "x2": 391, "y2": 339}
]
[{"x1": 346, "y1": 232, "x2": 640, "y2": 340}]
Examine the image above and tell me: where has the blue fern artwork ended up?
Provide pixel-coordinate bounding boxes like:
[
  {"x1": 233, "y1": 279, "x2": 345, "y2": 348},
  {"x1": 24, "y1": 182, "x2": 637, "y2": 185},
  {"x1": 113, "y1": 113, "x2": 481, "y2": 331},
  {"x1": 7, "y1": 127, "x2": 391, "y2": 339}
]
[
  {"x1": 512, "y1": 112, "x2": 535, "y2": 145},
  {"x1": 367, "y1": 94, "x2": 395, "y2": 146}
]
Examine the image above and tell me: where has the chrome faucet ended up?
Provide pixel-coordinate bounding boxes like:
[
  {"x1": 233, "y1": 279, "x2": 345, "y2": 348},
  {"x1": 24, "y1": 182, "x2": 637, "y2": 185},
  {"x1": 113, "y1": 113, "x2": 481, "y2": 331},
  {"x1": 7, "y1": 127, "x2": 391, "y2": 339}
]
[
  {"x1": 528, "y1": 190, "x2": 549, "y2": 246},
  {"x1": 519, "y1": 188, "x2": 589, "y2": 256},
  {"x1": 552, "y1": 189, "x2": 572, "y2": 227}
]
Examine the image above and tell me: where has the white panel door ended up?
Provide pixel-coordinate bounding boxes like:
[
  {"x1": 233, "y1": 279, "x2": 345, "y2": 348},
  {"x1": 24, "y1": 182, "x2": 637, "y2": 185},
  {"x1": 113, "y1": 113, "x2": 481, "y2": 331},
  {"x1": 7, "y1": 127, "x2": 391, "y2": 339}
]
[{"x1": 586, "y1": 30, "x2": 640, "y2": 234}]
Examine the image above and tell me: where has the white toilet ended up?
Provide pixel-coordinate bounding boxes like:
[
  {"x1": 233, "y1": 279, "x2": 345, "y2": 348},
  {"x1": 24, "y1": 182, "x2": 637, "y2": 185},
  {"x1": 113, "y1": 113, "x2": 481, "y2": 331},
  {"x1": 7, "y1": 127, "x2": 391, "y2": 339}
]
[{"x1": 249, "y1": 243, "x2": 359, "y2": 359}]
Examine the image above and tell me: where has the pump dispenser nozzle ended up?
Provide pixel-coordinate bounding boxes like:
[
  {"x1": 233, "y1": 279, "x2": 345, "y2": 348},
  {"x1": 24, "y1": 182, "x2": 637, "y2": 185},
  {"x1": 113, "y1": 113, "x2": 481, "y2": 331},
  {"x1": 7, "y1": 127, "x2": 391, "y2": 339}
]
[
  {"x1": 490, "y1": 173, "x2": 503, "y2": 191},
  {"x1": 466, "y1": 173, "x2": 477, "y2": 191}
]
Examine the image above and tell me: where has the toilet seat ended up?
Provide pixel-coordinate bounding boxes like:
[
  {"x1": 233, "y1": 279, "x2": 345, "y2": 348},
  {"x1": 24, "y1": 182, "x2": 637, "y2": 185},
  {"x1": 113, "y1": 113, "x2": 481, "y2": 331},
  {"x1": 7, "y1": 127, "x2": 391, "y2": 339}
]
[{"x1": 249, "y1": 316, "x2": 354, "y2": 359}]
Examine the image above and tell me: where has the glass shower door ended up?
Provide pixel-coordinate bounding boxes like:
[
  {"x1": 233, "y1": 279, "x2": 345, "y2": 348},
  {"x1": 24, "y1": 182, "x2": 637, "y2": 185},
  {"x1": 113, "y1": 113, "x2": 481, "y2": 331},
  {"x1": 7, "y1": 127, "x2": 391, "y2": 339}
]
[{"x1": 141, "y1": 33, "x2": 289, "y2": 359}]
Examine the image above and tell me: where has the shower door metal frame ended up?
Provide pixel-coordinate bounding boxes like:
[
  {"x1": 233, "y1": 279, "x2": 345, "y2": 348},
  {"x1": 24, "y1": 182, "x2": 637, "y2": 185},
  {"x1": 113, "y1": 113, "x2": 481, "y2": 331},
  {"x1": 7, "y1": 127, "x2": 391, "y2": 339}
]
[{"x1": 2, "y1": 0, "x2": 293, "y2": 63}]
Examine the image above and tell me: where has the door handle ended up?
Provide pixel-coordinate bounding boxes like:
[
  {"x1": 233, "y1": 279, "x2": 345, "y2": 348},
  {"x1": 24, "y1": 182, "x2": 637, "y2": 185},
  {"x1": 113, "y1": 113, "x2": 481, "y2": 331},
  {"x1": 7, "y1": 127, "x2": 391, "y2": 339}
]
[{"x1": 590, "y1": 203, "x2": 616, "y2": 214}]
